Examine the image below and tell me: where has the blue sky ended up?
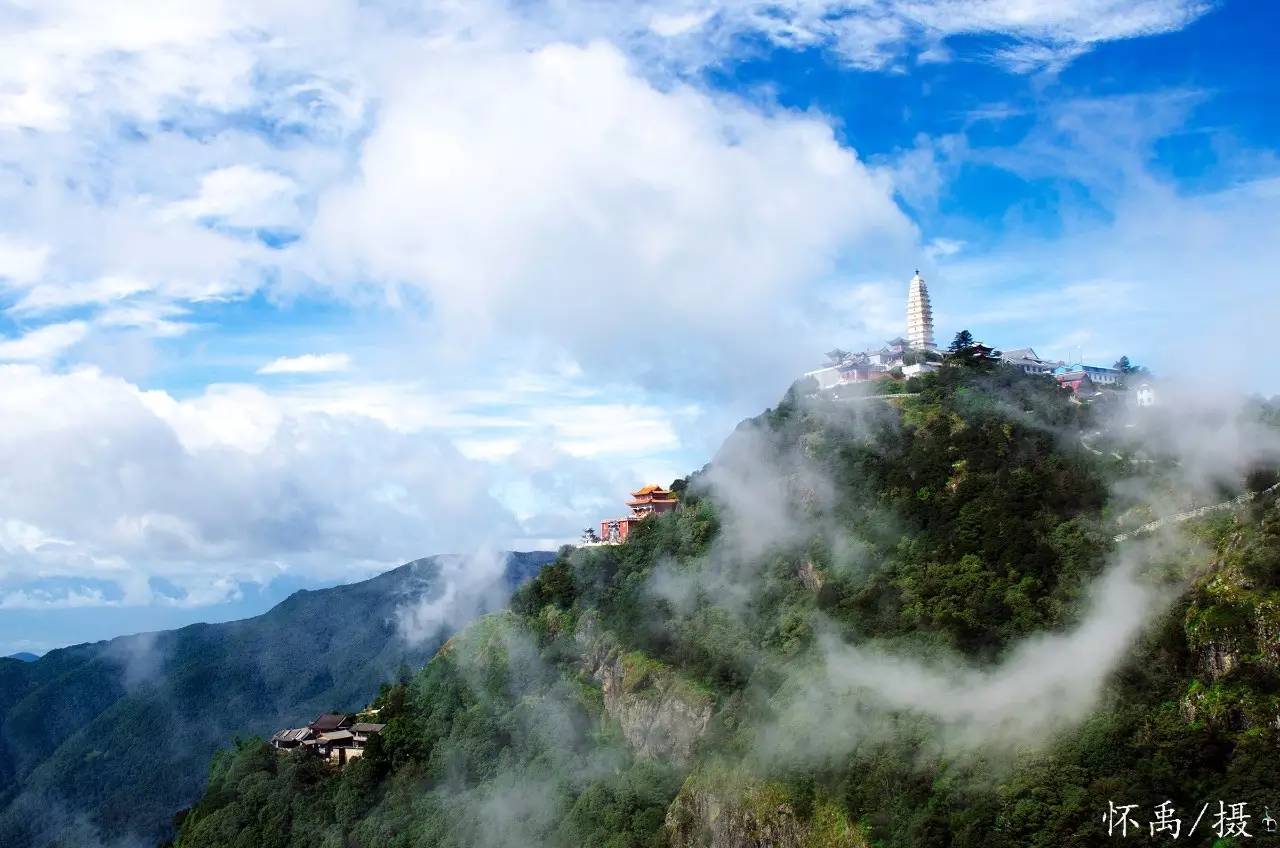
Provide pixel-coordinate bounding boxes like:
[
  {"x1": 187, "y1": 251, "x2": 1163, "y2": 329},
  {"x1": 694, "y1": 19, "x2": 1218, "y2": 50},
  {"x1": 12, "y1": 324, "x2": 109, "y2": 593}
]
[{"x1": 1, "y1": 0, "x2": 1278, "y2": 655}]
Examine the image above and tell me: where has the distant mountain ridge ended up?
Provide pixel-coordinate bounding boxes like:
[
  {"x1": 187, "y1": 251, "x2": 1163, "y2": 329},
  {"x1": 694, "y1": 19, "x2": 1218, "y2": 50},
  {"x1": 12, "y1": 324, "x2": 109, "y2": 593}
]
[
  {"x1": 0, "y1": 550, "x2": 555, "y2": 848},
  {"x1": 5, "y1": 653, "x2": 38, "y2": 663}
]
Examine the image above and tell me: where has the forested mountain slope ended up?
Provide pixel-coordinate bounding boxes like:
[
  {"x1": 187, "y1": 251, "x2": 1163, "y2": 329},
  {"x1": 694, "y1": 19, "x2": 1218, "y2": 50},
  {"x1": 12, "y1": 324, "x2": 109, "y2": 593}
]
[
  {"x1": 0, "y1": 551, "x2": 553, "y2": 848},
  {"x1": 177, "y1": 367, "x2": 1280, "y2": 848}
]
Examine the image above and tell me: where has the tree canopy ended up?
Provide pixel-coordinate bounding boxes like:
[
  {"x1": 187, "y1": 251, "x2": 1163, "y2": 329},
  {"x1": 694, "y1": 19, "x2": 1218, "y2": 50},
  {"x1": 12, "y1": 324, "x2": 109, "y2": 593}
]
[{"x1": 947, "y1": 329, "x2": 975, "y2": 353}]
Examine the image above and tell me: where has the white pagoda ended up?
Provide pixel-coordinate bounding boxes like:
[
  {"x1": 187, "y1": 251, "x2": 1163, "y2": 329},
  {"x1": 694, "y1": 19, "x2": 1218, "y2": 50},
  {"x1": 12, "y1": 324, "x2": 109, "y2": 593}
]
[{"x1": 906, "y1": 270, "x2": 936, "y2": 350}]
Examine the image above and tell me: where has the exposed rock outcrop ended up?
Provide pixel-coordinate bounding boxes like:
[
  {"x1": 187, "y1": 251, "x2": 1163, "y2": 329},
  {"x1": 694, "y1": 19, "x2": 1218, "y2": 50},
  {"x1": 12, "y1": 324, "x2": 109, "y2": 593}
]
[
  {"x1": 576, "y1": 615, "x2": 713, "y2": 766},
  {"x1": 663, "y1": 769, "x2": 866, "y2": 848},
  {"x1": 797, "y1": 559, "x2": 824, "y2": 593},
  {"x1": 1254, "y1": 600, "x2": 1280, "y2": 673},
  {"x1": 1201, "y1": 643, "x2": 1241, "y2": 680},
  {"x1": 665, "y1": 782, "x2": 804, "y2": 848}
]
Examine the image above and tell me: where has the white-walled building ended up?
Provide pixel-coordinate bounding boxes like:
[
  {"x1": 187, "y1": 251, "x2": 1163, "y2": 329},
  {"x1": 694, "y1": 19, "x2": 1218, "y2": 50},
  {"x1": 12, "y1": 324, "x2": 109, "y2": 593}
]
[
  {"x1": 805, "y1": 269, "x2": 1150, "y2": 402},
  {"x1": 906, "y1": 271, "x2": 936, "y2": 351}
]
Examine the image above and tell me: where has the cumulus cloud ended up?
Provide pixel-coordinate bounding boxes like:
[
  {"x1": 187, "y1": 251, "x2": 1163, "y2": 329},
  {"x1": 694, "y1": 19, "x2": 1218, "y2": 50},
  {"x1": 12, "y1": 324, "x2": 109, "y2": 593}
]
[
  {"x1": 0, "y1": 365, "x2": 520, "y2": 606},
  {"x1": 0, "y1": 0, "x2": 1233, "y2": 637},
  {"x1": 1, "y1": 0, "x2": 1204, "y2": 403},
  {"x1": 0, "y1": 0, "x2": 259, "y2": 132},
  {"x1": 0, "y1": 362, "x2": 702, "y2": 610},
  {"x1": 166, "y1": 165, "x2": 301, "y2": 231},
  {"x1": 301, "y1": 39, "x2": 914, "y2": 399}
]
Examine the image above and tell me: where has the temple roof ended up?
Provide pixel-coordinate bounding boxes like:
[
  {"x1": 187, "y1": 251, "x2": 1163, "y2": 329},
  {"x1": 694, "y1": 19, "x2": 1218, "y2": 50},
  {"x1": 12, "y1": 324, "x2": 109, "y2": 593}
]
[
  {"x1": 631, "y1": 484, "x2": 673, "y2": 497},
  {"x1": 309, "y1": 713, "x2": 352, "y2": 732}
]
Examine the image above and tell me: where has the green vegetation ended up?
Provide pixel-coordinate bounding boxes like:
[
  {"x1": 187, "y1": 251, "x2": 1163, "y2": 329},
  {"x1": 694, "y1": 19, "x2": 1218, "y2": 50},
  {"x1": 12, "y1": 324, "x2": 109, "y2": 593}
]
[
  {"x1": 178, "y1": 614, "x2": 679, "y2": 848},
  {"x1": 0, "y1": 553, "x2": 553, "y2": 848},
  {"x1": 175, "y1": 368, "x2": 1280, "y2": 848}
]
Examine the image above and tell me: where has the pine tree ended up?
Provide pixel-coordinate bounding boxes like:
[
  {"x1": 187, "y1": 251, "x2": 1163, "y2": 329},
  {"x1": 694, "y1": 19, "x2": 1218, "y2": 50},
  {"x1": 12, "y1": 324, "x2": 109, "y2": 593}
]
[{"x1": 948, "y1": 330, "x2": 975, "y2": 354}]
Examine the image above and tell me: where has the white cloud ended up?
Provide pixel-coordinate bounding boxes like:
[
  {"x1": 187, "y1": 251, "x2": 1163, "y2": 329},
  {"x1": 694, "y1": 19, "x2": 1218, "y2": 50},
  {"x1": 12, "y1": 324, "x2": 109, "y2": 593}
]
[
  {"x1": 10, "y1": 275, "x2": 150, "y2": 314},
  {"x1": 95, "y1": 301, "x2": 193, "y2": 338},
  {"x1": 258, "y1": 352, "x2": 353, "y2": 375},
  {"x1": 304, "y1": 39, "x2": 915, "y2": 401},
  {"x1": 394, "y1": 548, "x2": 514, "y2": 645},
  {"x1": 0, "y1": 0, "x2": 1210, "y2": 408},
  {"x1": 817, "y1": 280, "x2": 907, "y2": 349},
  {"x1": 0, "y1": 365, "x2": 521, "y2": 605},
  {"x1": 139, "y1": 383, "x2": 286, "y2": 453},
  {"x1": 608, "y1": 0, "x2": 1212, "y2": 71},
  {"x1": 0, "y1": 364, "x2": 704, "y2": 607},
  {"x1": 0, "y1": 587, "x2": 110, "y2": 610},
  {"x1": 0, "y1": 237, "x2": 51, "y2": 284},
  {"x1": 761, "y1": 537, "x2": 1182, "y2": 762},
  {"x1": 166, "y1": 165, "x2": 301, "y2": 230},
  {"x1": 925, "y1": 237, "x2": 964, "y2": 259},
  {"x1": 0, "y1": 321, "x2": 89, "y2": 361},
  {"x1": 971, "y1": 176, "x2": 1280, "y2": 387},
  {"x1": 0, "y1": 0, "x2": 258, "y2": 132},
  {"x1": 455, "y1": 438, "x2": 525, "y2": 462},
  {"x1": 0, "y1": 0, "x2": 1232, "y2": 629},
  {"x1": 919, "y1": 93, "x2": 1280, "y2": 388},
  {"x1": 527, "y1": 403, "x2": 685, "y2": 458},
  {"x1": 0, "y1": 0, "x2": 1209, "y2": 143},
  {"x1": 0, "y1": 519, "x2": 72, "y2": 556}
]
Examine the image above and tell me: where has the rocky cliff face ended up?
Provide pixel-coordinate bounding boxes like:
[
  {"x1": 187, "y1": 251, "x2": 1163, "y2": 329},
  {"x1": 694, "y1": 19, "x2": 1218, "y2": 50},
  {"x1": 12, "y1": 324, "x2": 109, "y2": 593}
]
[
  {"x1": 574, "y1": 617, "x2": 868, "y2": 848},
  {"x1": 576, "y1": 615, "x2": 713, "y2": 767},
  {"x1": 663, "y1": 770, "x2": 866, "y2": 848},
  {"x1": 797, "y1": 559, "x2": 824, "y2": 593},
  {"x1": 664, "y1": 781, "x2": 806, "y2": 848}
]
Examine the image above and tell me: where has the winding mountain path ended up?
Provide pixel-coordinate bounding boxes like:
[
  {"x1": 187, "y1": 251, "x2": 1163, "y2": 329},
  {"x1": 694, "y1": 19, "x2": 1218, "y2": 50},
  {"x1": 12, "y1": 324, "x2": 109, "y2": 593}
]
[{"x1": 1114, "y1": 481, "x2": 1280, "y2": 542}]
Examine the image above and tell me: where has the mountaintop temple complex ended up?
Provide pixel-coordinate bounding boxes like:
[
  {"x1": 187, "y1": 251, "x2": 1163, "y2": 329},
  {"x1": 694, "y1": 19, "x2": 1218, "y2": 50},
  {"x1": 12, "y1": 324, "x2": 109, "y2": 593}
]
[{"x1": 805, "y1": 269, "x2": 1152, "y2": 404}]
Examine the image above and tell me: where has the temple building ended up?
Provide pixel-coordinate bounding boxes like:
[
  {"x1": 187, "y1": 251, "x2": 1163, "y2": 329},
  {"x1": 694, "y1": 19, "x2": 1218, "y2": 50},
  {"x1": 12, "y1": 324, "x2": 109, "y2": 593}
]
[
  {"x1": 1052, "y1": 362, "x2": 1123, "y2": 387},
  {"x1": 906, "y1": 270, "x2": 936, "y2": 350},
  {"x1": 1001, "y1": 347, "x2": 1057, "y2": 375},
  {"x1": 598, "y1": 485, "x2": 679, "y2": 544},
  {"x1": 268, "y1": 713, "x2": 385, "y2": 767},
  {"x1": 804, "y1": 271, "x2": 943, "y2": 391},
  {"x1": 803, "y1": 268, "x2": 1152, "y2": 404}
]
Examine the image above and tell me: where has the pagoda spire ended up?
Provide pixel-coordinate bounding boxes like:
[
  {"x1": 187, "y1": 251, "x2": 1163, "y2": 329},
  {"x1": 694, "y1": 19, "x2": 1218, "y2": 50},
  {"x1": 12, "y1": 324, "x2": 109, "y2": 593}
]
[{"x1": 906, "y1": 270, "x2": 936, "y2": 350}]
